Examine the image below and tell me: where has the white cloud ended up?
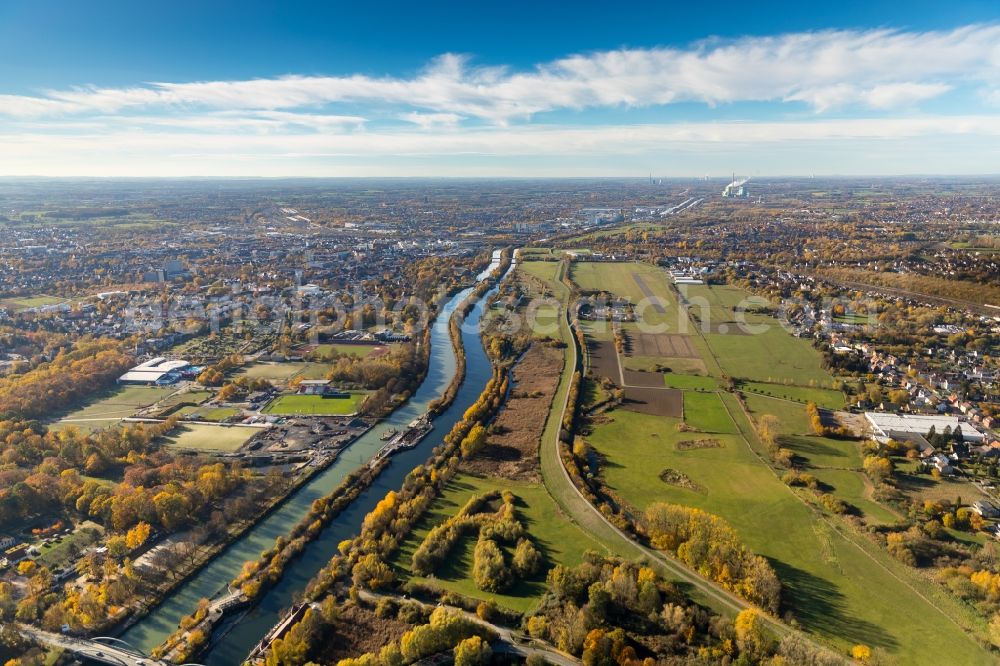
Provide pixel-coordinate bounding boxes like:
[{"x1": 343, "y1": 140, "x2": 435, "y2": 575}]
[
  {"x1": 784, "y1": 82, "x2": 953, "y2": 112},
  {"x1": 90, "y1": 111, "x2": 366, "y2": 133},
  {"x1": 1, "y1": 25, "x2": 998, "y2": 122},
  {"x1": 399, "y1": 112, "x2": 463, "y2": 129},
  {"x1": 2, "y1": 24, "x2": 999, "y2": 175}
]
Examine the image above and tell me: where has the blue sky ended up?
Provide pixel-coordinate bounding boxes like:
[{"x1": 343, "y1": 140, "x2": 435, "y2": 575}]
[{"x1": 1, "y1": 0, "x2": 999, "y2": 176}]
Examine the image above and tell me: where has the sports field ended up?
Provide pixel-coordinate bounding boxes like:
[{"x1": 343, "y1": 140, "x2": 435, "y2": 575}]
[
  {"x1": 0, "y1": 294, "x2": 67, "y2": 311},
  {"x1": 311, "y1": 343, "x2": 387, "y2": 358},
  {"x1": 173, "y1": 405, "x2": 240, "y2": 422},
  {"x1": 161, "y1": 423, "x2": 259, "y2": 451},
  {"x1": 262, "y1": 392, "x2": 367, "y2": 415},
  {"x1": 235, "y1": 362, "x2": 307, "y2": 381},
  {"x1": 159, "y1": 390, "x2": 213, "y2": 408},
  {"x1": 391, "y1": 473, "x2": 604, "y2": 613},
  {"x1": 54, "y1": 385, "x2": 177, "y2": 429}
]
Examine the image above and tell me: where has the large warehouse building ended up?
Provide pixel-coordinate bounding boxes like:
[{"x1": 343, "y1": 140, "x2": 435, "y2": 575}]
[
  {"x1": 118, "y1": 357, "x2": 190, "y2": 385},
  {"x1": 865, "y1": 412, "x2": 985, "y2": 444}
]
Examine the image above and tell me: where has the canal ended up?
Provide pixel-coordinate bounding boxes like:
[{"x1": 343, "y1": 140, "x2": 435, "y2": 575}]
[{"x1": 122, "y1": 252, "x2": 508, "y2": 664}]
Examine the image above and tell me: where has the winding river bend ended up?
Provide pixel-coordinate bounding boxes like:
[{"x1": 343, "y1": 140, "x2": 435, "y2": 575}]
[{"x1": 123, "y1": 251, "x2": 508, "y2": 665}]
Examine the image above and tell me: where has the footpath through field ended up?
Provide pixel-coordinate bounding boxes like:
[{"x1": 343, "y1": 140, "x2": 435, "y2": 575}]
[{"x1": 527, "y1": 260, "x2": 786, "y2": 623}]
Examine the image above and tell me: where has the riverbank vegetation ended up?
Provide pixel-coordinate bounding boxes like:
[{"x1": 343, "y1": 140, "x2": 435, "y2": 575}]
[{"x1": 151, "y1": 457, "x2": 391, "y2": 662}]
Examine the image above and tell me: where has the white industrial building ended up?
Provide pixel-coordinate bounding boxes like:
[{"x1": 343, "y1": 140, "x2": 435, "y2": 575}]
[
  {"x1": 118, "y1": 357, "x2": 190, "y2": 385},
  {"x1": 865, "y1": 412, "x2": 984, "y2": 444}
]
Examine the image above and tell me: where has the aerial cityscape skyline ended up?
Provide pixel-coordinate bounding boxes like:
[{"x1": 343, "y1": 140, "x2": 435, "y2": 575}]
[{"x1": 6, "y1": 4, "x2": 1000, "y2": 666}]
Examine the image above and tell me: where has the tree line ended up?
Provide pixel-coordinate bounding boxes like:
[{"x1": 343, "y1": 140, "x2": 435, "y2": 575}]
[{"x1": 0, "y1": 338, "x2": 131, "y2": 419}]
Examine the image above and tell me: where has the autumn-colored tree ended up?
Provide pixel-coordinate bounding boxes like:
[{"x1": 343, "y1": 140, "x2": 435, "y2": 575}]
[
  {"x1": 734, "y1": 609, "x2": 769, "y2": 660},
  {"x1": 125, "y1": 521, "x2": 151, "y2": 549},
  {"x1": 863, "y1": 455, "x2": 894, "y2": 482},
  {"x1": 453, "y1": 635, "x2": 491, "y2": 666},
  {"x1": 852, "y1": 644, "x2": 873, "y2": 662}
]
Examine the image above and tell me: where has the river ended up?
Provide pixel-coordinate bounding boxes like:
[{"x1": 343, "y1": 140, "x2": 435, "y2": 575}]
[{"x1": 122, "y1": 251, "x2": 508, "y2": 664}]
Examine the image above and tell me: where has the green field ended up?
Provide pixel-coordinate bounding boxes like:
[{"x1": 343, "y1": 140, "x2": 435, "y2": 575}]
[
  {"x1": 570, "y1": 261, "x2": 682, "y2": 330},
  {"x1": 54, "y1": 385, "x2": 177, "y2": 429},
  {"x1": 680, "y1": 283, "x2": 754, "y2": 324},
  {"x1": 740, "y1": 382, "x2": 844, "y2": 410},
  {"x1": 161, "y1": 423, "x2": 259, "y2": 451},
  {"x1": 518, "y1": 261, "x2": 565, "y2": 338},
  {"x1": 704, "y1": 329, "x2": 833, "y2": 386},
  {"x1": 519, "y1": 260, "x2": 561, "y2": 283},
  {"x1": 518, "y1": 248, "x2": 556, "y2": 258},
  {"x1": 235, "y1": 362, "x2": 307, "y2": 381},
  {"x1": 682, "y1": 392, "x2": 738, "y2": 434},
  {"x1": 229, "y1": 360, "x2": 334, "y2": 382},
  {"x1": 311, "y1": 343, "x2": 383, "y2": 358},
  {"x1": 585, "y1": 405, "x2": 989, "y2": 663},
  {"x1": 562, "y1": 223, "x2": 660, "y2": 243},
  {"x1": 833, "y1": 312, "x2": 875, "y2": 325},
  {"x1": 950, "y1": 241, "x2": 1000, "y2": 254},
  {"x1": 0, "y1": 295, "x2": 67, "y2": 311},
  {"x1": 680, "y1": 284, "x2": 834, "y2": 386},
  {"x1": 743, "y1": 394, "x2": 861, "y2": 470},
  {"x1": 741, "y1": 394, "x2": 901, "y2": 524},
  {"x1": 159, "y1": 390, "x2": 213, "y2": 408},
  {"x1": 569, "y1": 266, "x2": 990, "y2": 662},
  {"x1": 262, "y1": 392, "x2": 367, "y2": 415},
  {"x1": 296, "y1": 362, "x2": 336, "y2": 380},
  {"x1": 173, "y1": 405, "x2": 240, "y2": 422},
  {"x1": 391, "y1": 474, "x2": 604, "y2": 613}
]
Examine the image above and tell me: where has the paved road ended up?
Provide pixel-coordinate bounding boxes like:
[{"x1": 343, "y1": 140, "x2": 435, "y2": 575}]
[
  {"x1": 18, "y1": 625, "x2": 166, "y2": 666},
  {"x1": 357, "y1": 590, "x2": 579, "y2": 666},
  {"x1": 540, "y1": 309, "x2": 750, "y2": 618}
]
